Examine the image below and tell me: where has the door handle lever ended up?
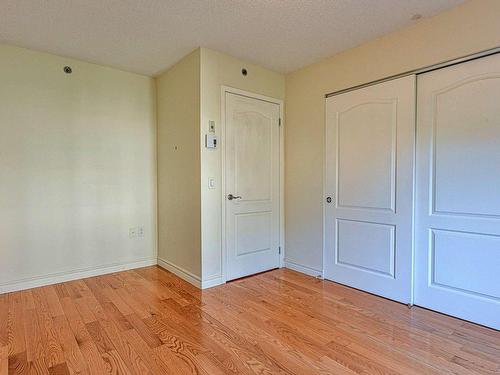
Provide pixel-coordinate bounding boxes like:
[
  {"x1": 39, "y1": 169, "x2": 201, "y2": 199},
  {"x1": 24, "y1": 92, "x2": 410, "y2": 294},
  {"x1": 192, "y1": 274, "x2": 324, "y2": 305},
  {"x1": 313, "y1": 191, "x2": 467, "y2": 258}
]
[{"x1": 228, "y1": 194, "x2": 242, "y2": 200}]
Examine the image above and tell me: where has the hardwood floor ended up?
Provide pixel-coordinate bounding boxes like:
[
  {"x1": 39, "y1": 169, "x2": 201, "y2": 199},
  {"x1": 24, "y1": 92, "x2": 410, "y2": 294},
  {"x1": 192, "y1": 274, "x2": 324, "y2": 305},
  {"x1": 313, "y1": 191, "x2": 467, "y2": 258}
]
[{"x1": 1, "y1": 267, "x2": 499, "y2": 374}]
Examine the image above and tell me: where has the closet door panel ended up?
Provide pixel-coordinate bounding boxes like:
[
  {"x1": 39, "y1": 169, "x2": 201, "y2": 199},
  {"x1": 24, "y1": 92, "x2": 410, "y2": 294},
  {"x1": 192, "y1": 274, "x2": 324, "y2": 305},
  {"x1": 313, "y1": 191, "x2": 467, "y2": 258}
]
[
  {"x1": 325, "y1": 75, "x2": 415, "y2": 304},
  {"x1": 415, "y1": 53, "x2": 500, "y2": 329}
]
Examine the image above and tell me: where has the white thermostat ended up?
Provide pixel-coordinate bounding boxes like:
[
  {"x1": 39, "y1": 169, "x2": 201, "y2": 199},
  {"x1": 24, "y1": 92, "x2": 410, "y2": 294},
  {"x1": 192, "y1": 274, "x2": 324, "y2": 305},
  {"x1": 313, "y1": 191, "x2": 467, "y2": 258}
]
[{"x1": 205, "y1": 134, "x2": 218, "y2": 148}]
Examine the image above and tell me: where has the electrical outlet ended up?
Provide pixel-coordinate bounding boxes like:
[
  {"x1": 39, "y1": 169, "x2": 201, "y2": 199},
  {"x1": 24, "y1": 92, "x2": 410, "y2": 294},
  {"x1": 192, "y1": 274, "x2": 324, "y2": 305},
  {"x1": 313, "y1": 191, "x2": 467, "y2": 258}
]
[
  {"x1": 137, "y1": 226, "x2": 145, "y2": 238},
  {"x1": 129, "y1": 227, "x2": 137, "y2": 238}
]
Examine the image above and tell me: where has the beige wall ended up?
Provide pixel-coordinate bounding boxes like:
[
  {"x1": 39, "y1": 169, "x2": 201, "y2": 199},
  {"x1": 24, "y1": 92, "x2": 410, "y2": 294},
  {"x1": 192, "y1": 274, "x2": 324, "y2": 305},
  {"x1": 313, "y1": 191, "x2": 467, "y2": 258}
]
[
  {"x1": 0, "y1": 44, "x2": 157, "y2": 291},
  {"x1": 155, "y1": 47, "x2": 284, "y2": 286},
  {"x1": 285, "y1": 0, "x2": 500, "y2": 273},
  {"x1": 156, "y1": 49, "x2": 202, "y2": 278},
  {"x1": 199, "y1": 48, "x2": 285, "y2": 284}
]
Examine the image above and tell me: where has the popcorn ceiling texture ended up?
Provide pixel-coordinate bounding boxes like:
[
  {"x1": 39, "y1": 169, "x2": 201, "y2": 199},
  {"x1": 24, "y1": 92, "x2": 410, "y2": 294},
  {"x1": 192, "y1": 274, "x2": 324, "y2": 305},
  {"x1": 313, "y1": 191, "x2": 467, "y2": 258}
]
[{"x1": 0, "y1": 0, "x2": 463, "y2": 76}]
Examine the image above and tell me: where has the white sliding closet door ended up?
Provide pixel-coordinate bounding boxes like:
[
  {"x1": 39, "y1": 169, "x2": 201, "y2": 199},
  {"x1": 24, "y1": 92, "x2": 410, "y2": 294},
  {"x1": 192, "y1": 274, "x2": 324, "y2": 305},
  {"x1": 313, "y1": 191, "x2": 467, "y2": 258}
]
[
  {"x1": 415, "y1": 53, "x2": 500, "y2": 329},
  {"x1": 325, "y1": 76, "x2": 415, "y2": 304}
]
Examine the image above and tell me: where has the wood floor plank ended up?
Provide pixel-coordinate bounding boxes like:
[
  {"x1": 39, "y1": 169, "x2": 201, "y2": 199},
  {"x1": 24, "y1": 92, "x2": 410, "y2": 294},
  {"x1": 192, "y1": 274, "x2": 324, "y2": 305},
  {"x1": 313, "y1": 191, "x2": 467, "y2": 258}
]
[
  {"x1": 113, "y1": 288, "x2": 151, "y2": 320},
  {"x1": 0, "y1": 295, "x2": 8, "y2": 348},
  {"x1": 0, "y1": 346, "x2": 7, "y2": 375},
  {"x1": 101, "y1": 350, "x2": 132, "y2": 375},
  {"x1": 28, "y1": 290, "x2": 65, "y2": 367},
  {"x1": 23, "y1": 309, "x2": 47, "y2": 364},
  {"x1": 85, "y1": 321, "x2": 115, "y2": 355},
  {"x1": 202, "y1": 298, "x2": 355, "y2": 375},
  {"x1": 153, "y1": 343, "x2": 205, "y2": 375},
  {"x1": 234, "y1": 276, "x2": 462, "y2": 374},
  {"x1": 61, "y1": 282, "x2": 83, "y2": 300},
  {"x1": 140, "y1": 301, "x2": 240, "y2": 373},
  {"x1": 28, "y1": 357, "x2": 50, "y2": 375},
  {"x1": 47, "y1": 362, "x2": 70, "y2": 375},
  {"x1": 2, "y1": 266, "x2": 498, "y2": 375},
  {"x1": 97, "y1": 315, "x2": 153, "y2": 375},
  {"x1": 244, "y1": 272, "x2": 485, "y2": 374},
  {"x1": 19, "y1": 292, "x2": 35, "y2": 312},
  {"x1": 101, "y1": 288, "x2": 133, "y2": 317},
  {"x1": 58, "y1": 298, "x2": 92, "y2": 347},
  {"x1": 51, "y1": 315, "x2": 88, "y2": 375},
  {"x1": 42, "y1": 287, "x2": 64, "y2": 318},
  {"x1": 36, "y1": 311, "x2": 65, "y2": 368},
  {"x1": 122, "y1": 330, "x2": 172, "y2": 374},
  {"x1": 124, "y1": 314, "x2": 162, "y2": 349},
  {"x1": 82, "y1": 281, "x2": 132, "y2": 333},
  {"x1": 77, "y1": 337, "x2": 111, "y2": 375},
  {"x1": 8, "y1": 351, "x2": 28, "y2": 375},
  {"x1": 8, "y1": 293, "x2": 27, "y2": 357},
  {"x1": 72, "y1": 298, "x2": 96, "y2": 325},
  {"x1": 242, "y1": 276, "x2": 464, "y2": 368}
]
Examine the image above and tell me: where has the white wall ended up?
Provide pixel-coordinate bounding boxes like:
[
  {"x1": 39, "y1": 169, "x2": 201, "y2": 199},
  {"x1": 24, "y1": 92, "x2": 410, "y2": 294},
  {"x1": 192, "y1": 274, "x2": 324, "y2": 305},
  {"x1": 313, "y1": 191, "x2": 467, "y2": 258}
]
[
  {"x1": 199, "y1": 48, "x2": 285, "y2": 286},
  {"x1": 285, "y1": 0, "x2": 500, "y2": 274},
  {"x1": 0, "y1": 44, "x2": 157, "y2": 292}
]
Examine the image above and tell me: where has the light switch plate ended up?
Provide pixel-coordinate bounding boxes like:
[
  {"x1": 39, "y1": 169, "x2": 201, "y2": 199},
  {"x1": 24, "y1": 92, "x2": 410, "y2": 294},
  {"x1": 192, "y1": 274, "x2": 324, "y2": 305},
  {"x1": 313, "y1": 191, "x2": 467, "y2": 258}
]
[
  {"x1": 208, "y1": 177, "x2": 216, "y2": 189},
  {"x1": 209, "y1": 120, "x2": 216, "y2": 133}
]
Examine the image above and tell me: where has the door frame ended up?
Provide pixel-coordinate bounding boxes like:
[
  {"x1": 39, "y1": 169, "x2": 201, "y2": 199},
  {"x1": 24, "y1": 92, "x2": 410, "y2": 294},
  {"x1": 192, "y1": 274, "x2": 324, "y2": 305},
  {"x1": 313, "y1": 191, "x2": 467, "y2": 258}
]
[{"x1": 220, "y1": 86, "x2": 285, "y2": 283}]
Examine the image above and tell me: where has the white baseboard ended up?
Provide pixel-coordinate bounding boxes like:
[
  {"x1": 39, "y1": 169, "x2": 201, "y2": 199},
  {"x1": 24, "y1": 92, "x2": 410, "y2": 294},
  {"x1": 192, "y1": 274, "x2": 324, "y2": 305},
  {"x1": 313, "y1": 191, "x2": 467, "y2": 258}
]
[
  {"x1": 156, "y1": 258, "x2": 225, "y2": 289},
  {"x1": 2, "y1": 256, "x2": 226, "y2": 294},
  {"x1": 0, "y1": 257, "x2": 158, "y2": 294},
  {"x1": 284, "y1": 259, "x2": 323, "y2": 279},
  {"x1": 201, "y1": 275, "x2": 224, "y2": 289},
  {"x1": 157, "y1": 257, "x2": 202, "y2": 288}
]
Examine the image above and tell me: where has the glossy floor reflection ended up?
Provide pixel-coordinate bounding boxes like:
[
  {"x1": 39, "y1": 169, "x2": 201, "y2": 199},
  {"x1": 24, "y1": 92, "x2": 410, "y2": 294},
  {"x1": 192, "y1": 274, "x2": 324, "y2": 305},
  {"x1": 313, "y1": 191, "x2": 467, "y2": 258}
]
[{"x1": 2, "y1": 266, "x2": 499, "y2": 374}]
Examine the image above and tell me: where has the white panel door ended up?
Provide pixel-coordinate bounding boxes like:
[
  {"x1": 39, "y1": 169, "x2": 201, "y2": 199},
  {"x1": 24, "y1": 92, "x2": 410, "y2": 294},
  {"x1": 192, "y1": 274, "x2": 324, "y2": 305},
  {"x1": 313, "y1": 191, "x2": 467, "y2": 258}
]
[
  {"x1": 415, "y1": 53, "x2": 500, "y2": 329},
  {"x1": 225, "y1": 92, "x2": 280, "y2": 281},
  {"x1": 325, "y1": 76, "x2": 415, "y2": 303}
]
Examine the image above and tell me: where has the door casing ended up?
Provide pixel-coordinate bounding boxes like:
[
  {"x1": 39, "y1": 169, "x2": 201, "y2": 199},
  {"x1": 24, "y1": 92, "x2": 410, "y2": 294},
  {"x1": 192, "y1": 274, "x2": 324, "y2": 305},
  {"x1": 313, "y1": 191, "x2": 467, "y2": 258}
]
[{"x1": 220, "y1": 86, "x2": 284, "y2": 283}]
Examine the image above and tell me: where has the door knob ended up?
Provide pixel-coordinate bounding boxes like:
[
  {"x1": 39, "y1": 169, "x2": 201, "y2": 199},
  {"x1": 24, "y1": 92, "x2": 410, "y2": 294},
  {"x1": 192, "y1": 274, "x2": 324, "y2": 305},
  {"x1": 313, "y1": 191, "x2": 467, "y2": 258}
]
[{"x1": 228, "y1": 194, "x2": 242, "y2": 200}]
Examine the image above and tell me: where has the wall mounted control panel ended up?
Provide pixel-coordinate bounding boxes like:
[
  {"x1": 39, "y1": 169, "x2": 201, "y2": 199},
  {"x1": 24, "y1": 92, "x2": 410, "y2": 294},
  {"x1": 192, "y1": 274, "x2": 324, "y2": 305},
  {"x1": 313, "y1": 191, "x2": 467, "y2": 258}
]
[{"x1": 205, "y1": 134, "x2": 218, "y2": 148}]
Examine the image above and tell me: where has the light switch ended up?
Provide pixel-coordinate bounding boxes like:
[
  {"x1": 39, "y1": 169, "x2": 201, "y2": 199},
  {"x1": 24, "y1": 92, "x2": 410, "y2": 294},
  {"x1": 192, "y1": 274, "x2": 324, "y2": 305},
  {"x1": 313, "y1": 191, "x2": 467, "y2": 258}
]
[
  {"x1": 209, "y1": 120, "x2": 216, "y2": 133},
  {"x1": 208, "y1": 177, "x2": 216, "y2": 189}
]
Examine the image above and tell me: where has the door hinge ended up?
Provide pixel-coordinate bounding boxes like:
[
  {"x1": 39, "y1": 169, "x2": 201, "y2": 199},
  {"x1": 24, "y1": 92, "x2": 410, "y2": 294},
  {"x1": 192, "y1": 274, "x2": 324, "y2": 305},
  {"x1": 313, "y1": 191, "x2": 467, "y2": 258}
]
[
  {"x1": 279, "y1": 118, "x2": 281, "y2": 126},
  {"x1": 278, "y1": 246, "x2": 281, "y2": 255}
]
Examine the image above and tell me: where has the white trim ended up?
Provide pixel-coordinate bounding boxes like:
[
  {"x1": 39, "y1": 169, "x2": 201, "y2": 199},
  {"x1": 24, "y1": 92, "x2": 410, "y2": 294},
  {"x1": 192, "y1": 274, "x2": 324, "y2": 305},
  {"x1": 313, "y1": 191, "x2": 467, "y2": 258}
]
[
  {"x1": 157, "y1": 257, "x2": 201, "y2": 288},
  {"x1": 201, "y1": 275, "x2": 224, "y2": 289},
  {"x1": 153, "y1": 85, "x2": 160, "y2": 261},
  {"x1": 220, "y1": 86, "x2": 285, "y2": 283},
  {"x1": 279, "y1": 97, "x2": 285, "y2": 269},
  {"x1": 284, "y1": 259, "x2": 323, "y2": 278},
  {"x1": 410, "y1": 79, "x2": 417, "y2": 306},
  {"x1": 322, "y1": 94, "x2": 328, "y2": 278},
  {"x1": 0, "y1": 258, "x2": 157, "y2": 294}
]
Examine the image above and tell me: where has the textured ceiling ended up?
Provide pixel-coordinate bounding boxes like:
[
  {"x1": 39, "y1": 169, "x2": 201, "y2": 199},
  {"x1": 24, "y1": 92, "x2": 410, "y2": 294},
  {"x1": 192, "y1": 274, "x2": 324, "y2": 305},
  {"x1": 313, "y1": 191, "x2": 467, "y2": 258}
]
[{"x1": 0, "y1": 0, "x2": 465, "y2": 76}]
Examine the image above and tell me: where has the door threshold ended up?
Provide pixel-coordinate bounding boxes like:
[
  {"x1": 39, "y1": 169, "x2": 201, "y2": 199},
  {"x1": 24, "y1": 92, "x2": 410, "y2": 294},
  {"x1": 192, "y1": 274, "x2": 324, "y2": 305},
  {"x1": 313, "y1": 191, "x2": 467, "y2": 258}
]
[{"x1": 227, "y1": 268, "x2": 279, "y2": 283}]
